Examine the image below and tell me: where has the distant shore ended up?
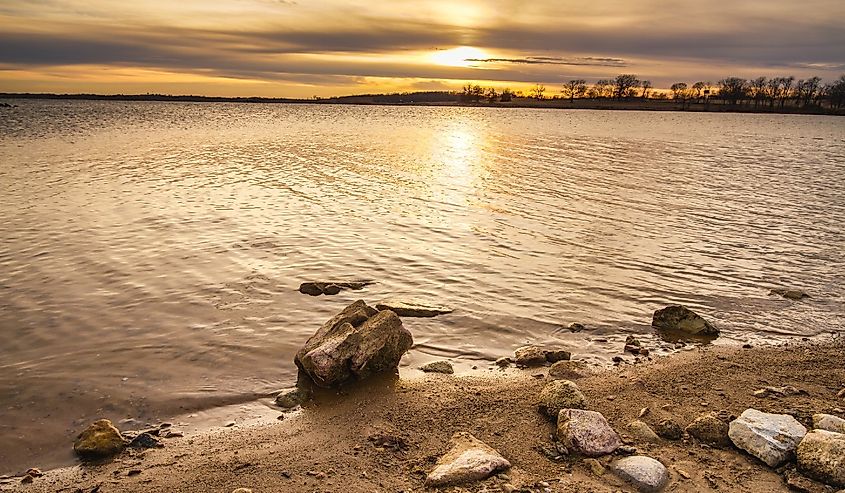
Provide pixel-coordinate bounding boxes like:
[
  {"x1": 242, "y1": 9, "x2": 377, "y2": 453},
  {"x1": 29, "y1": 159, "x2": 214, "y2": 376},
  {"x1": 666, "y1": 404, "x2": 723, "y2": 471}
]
[
  {"x1": 2, "y1": 93, "x2": 842, "y2": 116},
  {"x1": 5, "y1": 341, "x2": 843, "y2": 492}
]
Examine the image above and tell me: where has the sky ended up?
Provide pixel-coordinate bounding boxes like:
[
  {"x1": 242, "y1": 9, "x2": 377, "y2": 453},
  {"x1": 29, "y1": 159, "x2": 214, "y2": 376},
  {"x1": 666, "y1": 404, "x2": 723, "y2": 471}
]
[{"x1": 1, "y1": 0, "x2": 844, "y2": 98}]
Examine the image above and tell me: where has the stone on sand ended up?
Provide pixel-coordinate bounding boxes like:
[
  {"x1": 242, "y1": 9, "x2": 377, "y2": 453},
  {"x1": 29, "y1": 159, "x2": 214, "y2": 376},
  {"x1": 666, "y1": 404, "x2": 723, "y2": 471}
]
[
  {"x1": 375, "y1": 299, "x2": 452, "y2": 317},
  {"x1": 728, "y1": 408, "x2": 807, "y2": 467},
  {"x1": 73, "y1": 419, "x2": 126, "y2": 459},
  {"x1": 797, "y1": 429, "x2": 845, "y2": 487},
  {"x1": 275, "y1": 386, "x2": 310, "y2": 409},
  {"x1": 514, "y1": 345, "x2": 572, "y2": 367},
  {"x1": 538, "y1": 380, "x2": 587, "y2": 418},
  {"x1": 294, "y1": 300, "x2": 413, "y2": 387},
  {"x1": 626, "y1": 420, "x2": 660, "y2": 443},
  {"x1": 770, "y1": 288, "x2": 810, "y2": 300},
  {"x1": 611, "y1": 455, "x2": 669, "y2": 493},
  {"x1": 651, "y1": 305, "x2": 718, "y2": 336},
  {"x1": 420, "y1": 361, "x2": 454, "y2": 374},
  {"x1": 425, "y1": 432, "x2": 511, "y2": 487},
  {"x1": 813, "y1": 414, "x2": 845, "y2": 434},
  {"x1": 655, "y1": 419, "x2": 683, "y2": 441},
  {"x1": 548, "y1": 360, "x2": 588, "y2": 379},
  {"x1": 685, "y1": 412, "x2": 731, "y2": 447},
  {"x1": 557, "y1": 409, "x2": 622, "y2": 457}
]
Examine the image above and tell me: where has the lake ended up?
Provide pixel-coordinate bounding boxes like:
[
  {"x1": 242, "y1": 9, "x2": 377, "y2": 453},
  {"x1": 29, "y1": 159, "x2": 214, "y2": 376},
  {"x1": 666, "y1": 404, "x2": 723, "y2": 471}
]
[{"x1": 1, "y1": 101, "x2": 843, "y2": 472}]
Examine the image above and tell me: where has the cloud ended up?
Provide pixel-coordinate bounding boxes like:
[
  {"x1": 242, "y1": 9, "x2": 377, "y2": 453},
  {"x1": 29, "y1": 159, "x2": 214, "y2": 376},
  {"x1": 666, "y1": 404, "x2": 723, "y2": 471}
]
[{"x1": 466, "y1": 56, "x2": 626, "y2": 67}]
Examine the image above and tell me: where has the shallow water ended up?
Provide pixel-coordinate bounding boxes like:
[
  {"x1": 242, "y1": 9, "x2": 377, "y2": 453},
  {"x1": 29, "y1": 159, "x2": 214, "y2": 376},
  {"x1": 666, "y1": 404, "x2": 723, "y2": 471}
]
[{"x1": 1, "y1": 101, "x2": 843, "y2": 472}]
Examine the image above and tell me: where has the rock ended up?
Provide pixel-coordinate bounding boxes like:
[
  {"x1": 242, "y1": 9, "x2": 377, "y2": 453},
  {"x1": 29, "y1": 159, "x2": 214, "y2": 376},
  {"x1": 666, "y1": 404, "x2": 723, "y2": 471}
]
[
  {"x1": 568, "y1": 323, "x2": 586, "y2": 332},
  {"x1": 651, "y1": 305, "x2": 718, "y2": 336},
  {"x1": 784, "y1": 469, "x2": 830, "y2": 493},
  {"x1": 754, "y1": 385, "x2": 806, "y2": 398},
  {"x1": 375, "y1": 299, "x2": 452, "y2": 317},
  {"x1": 275, "y1": 386, "x2": 310, "y2": 409},
  {"x1": 728, "y1": 408, "x2": 807, "y2": 467},
  {"x1": 420, "y1": 360, "x2": 454, "y2": 374},
  {"x1": 624, "y1": 335, "x2": 643, "y2": 355},
  {"x1": 626, "y1": 420, "x2": 660, "y2": 442},
  {"x1": 797, "y1": 429, "x2": 845, "y2": 487},
  {"x1": 686, "y1": 412, "x2": 731, "y2": 447},
  {"x1": 545, "y1": 349, "x2": 571, "y2": 363},
  {"x1": 495, "y1": 357, "x2": 512, "y2": 368},
  {"x1": 557, "y1": 409, "x2": 622, "y2": 457},
  {"x1": 611, "y1": 455, "x2": 669, "y2": 493},
  {"x1": 770, "y1": 288, "x2": 810, "y2": 300},
  {"x1": 231, "y1": 489, "x2": 253, "y2": 493},
  {"x1": 538, "y1": 380, "x2": 587, "y2": 418},
  {"x1": 294, "y1": 301, "x2": 413, "y2": 387},
  {"x1": 425, "y1": 432, "x2": 511, "y2": 487},
  {"x1": 813, "y1": 414, "x2": 845, "y2": 434},
  {"x1": 298, "y1": 280, "x2": 374, "y2": 296},
  {"x1": 128, "y1": 432, "x2": 162, "y2": 449},
  {"x1": 514, "y1": 346, "x2": 547, "y2": 367},
  {"x1": 73, "y1": 419, "x2": 126, "y2": 459},
  {"x1": 548, "y1": 360, "x2": 588, "y2": 379},
  {"x1": 583, "y1": 458, "x2": 605, "y2": 476},
  {"x1": 655, "y1": 419, "x2": 683, "y2": 441}
]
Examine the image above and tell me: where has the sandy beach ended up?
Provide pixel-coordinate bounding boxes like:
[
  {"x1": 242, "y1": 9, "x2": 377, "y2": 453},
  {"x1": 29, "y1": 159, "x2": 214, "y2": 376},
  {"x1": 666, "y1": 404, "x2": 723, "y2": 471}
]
[{"x1": 4, "y1": 340, "x2": 843, "y2": 493}]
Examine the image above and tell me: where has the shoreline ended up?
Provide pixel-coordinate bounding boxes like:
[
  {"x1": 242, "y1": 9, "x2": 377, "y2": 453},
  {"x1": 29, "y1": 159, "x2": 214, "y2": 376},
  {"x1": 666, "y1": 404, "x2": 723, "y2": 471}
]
[
  {"x1": 1, "y1": 93, "x2": 843, "y2": 116},
  {"x1": 4, "y1": 341, "x2": 843, "y2": 492}
]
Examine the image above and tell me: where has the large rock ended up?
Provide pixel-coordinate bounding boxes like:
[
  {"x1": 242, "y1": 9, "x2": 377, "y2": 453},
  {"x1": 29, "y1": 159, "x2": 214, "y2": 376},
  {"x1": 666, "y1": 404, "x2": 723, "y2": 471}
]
[
  {"x1": 375, "y1": 299, "x2": 452, "y2": 318},
  {"x1": 728, "y1": 408, "x2": 807, "y2": 467},
  {"x1": 420, "y1": 360, "x2": 454, "y2": 374},
  {"x1": 686, "y1": 412, "x2": 731, "y2": 447},
  {"x1": 651, "y1": 305, "x2": 718, "y2": 336},
  {"x1": 298, "y1": 280, "x2": 374, "y2": 296},
  {"x1": 514, "y1": 346, "x2": 571, "y2": 367},
  {"x1": 73, "y1": 419, "x2": 126, "y2": 459},
  {"x1": 611, "y1": 455, "x2": 669, "y2": 493},
  {"x1": 557, "y1": 409, "x2": 622, "y2": 457},
  {"x1": 797, "y1": 430, "x2": 845, "y2": 487},
  {"x1": 294, "y1": 301, "x2": 413, "y2": 387},
  {"x1": 813, "y1": 414, "x2": 845, "y2": 434},
  {"x1": 538, "y1": 380, "x2": 587, "y2": 418},
  {"x1": 425, "y1": 432, "x2": 510, "y2": 487}
]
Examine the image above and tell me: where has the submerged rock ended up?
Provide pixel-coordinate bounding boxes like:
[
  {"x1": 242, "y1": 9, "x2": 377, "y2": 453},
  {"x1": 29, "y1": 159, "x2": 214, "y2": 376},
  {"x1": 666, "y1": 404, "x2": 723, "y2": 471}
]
[
  {"x1": 420, "y1": 360, "x2": 454, "y2": 374},
  {"x1": 73, "y1": 419, "x2": 126, "y2": 459},
  {"x1": 728, "y1": 408, "x2": 807, "y2": 467},
  {"x1": 557, "y1": 409, "x2": 622, "y2": 457},
  {"x1": 294, "y1": 300, "x2": 413, "y2": 387},
  {"x1": 538, "y1": 380, "x2": 587, "y2": 418},
  {"x1": 298, "y1": 280, "x2": 374, "y2": 296},
  {"x1": 611, "y1": 455, "x2": 669, "y2": 493},
  {"x1": 813, "y1": 414, "x2": 845, "y2": 434},
  {"x1": 375, "y1": 299, "x2": 452, "y2": 317},
  {"x1": 686, "y1": 412, "x2": 731, "y2": 447},
  {"x1": 770, "y1": 288, "x2": 810, "y2": 300},
  {"x1": 425, "y1": 432, "x2": 511, "y2": 487},
  {"x1": 651, "y1": 305, "x2": 718, "y2": 337},
  {"x1": 797, "y1": 430, "x2": 845, "y2": 487}
]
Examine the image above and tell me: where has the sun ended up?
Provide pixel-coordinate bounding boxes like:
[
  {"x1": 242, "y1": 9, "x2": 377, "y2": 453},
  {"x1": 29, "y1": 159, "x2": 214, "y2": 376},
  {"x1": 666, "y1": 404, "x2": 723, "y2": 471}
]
[{"x1": 430, "y1": 46, "x2": 488, "y2": 67}]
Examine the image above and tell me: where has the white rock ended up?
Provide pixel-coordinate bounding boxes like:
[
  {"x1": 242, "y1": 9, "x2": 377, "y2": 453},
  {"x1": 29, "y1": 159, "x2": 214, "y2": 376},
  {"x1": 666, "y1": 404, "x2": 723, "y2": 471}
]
[
  {"x1": 813, "y1": 414, "x2": 845, "y2": 434},
  {"x1": 728, "y1": 408, "x2": 807, "y2": 467},
  {"x1": 611, "y1": 455, "x2": 669, "y2": 493},
  {"x1": 797, "y1": 429, "x2": 845, "y2": 487},
  {"x1": 425, "y1": 432, "x2": 510, "y2": 486}
]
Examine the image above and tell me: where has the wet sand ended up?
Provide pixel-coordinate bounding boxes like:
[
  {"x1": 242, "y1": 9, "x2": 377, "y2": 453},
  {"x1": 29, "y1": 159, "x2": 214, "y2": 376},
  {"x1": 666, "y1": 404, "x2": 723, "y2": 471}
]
[{"x1": 5, "y1": 341, "x2": 843, "y2": 492}]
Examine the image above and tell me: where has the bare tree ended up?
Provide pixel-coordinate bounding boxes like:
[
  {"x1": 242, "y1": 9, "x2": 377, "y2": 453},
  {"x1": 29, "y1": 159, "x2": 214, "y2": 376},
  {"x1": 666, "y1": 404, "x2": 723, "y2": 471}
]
[
  {"x1": 594, "y1": 79, "x2": 613, "y2": 98},
  {"x1": 750, "y1": 77, "x2": 767, "y2": 108},
  {"x1": 614, "y1": 74, "x2": 640, "y2": 99},
  {"x1": 718, "y1": 77, "x2": 749, "y2": 105},
  {"x1": 562, "y1": 79, "x2": 587, "y2": 102},
  {"x1": 500, "y1": 88, "x2": 513, "y2": 102},
  {"x1": 485, "y1": 87, "x2": 498, "y2": 103},
  {"x1": 641, "y1": 80, "x2": 653, "y2": 99},
  {"x1": 692, "y1": 81, "x2": 706, "y2": 100},
  {"x1": 530, "y1": 83, "x2": 547, "y2": 100}
]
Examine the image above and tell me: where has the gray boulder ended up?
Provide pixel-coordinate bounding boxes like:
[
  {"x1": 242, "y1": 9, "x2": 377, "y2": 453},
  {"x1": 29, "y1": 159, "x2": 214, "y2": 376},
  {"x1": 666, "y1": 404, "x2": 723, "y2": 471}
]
[
  {"x1": 294, "y1": 301, "x2": 413, "y2": 387},
  {"x1": 73, "y1": 419, "x2": 126, "y2": 459},
  {"x1": 557, "y1": 409, "x2": 622, "y2": 457},
  {"x1": 813, "y1": 414, "x2": 845, "y2": 434},
  {"x1": 375, "y1": 299, "x2": 452, "y2": 317},
  {"x1": 651, "y1": 305, "x2": 718, "y2": 336},
  {"x1": 538, "y1": 380, "x2": 587, "y2": 418},
  {"x1": 611, "y1": 455, "x2": 669, "y2": 493},
  {"x1": 728, "y1": 408, "x2": 807, "y2": 467},
  {"x1": 797, "y1": 429, "x2": 845, "y2": 487},
  {"x1": 425, "y1": 432, "x2": 510, "y2": 487}
]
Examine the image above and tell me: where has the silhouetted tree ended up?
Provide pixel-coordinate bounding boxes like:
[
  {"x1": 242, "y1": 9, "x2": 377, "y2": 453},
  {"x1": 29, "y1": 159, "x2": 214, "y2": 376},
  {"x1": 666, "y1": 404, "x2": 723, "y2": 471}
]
[
  {"x1": 530, "y1": 83, "x2": 547, "y2": 100},
  {"x1": 594, "y1": 79, "x2": 613, "y2": 98},
  {"x1": 795, "y1": 77, "x2": 822, "y2": 107},
  {"x1": 718, "y1": 77, "x2": 748, "y2": 105},
  {"x1": 562, "y1": 79, "x2": 587, "y2": 102},
  {"x1": 641, "y1": 80, "x2": 653, "y2": 99},
  {"x1": 828, "y1": 75, "x2": 845, "y2": 109},
  {"x1": 485, "y1": 87, "x2": 498, "y2": 103},
  {"x1": 614, "y1": 74, "x2": 640, "y2": 99},
  {"x1": 692, "y1": 81, "x2": 706, "y2": 99},
  {"x1": 750, "y1": 77, "x2": 767, "y2": 108},
  {"x1": 670, "y1": 82, "x2": 688, "y2": 100},
  {"x1": 500, "y1": 88, "x2": 513, "y2": 102}
]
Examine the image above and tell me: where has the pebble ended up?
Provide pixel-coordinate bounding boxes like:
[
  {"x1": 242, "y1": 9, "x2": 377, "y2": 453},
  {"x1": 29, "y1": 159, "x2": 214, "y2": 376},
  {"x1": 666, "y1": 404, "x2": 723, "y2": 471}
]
[
  {"x1": 611, "y1": 455, "x2": 669, "y2": 493},
  {"x1": 231, "y1": 489, "x2": 253, "y2": 493}
]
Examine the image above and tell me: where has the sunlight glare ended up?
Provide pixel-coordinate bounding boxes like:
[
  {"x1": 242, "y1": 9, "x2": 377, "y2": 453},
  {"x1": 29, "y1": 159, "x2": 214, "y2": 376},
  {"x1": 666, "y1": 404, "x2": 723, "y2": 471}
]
[{"x1": 430, "y1": 46, "x2": 488, "y2": 67}]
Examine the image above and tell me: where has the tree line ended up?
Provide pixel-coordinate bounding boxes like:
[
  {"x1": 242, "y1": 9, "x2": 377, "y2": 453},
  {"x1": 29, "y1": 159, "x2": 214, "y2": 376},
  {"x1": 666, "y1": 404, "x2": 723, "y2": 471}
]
[{"x1": 459, "y1": 74, "x2": 845, "y2": 109}]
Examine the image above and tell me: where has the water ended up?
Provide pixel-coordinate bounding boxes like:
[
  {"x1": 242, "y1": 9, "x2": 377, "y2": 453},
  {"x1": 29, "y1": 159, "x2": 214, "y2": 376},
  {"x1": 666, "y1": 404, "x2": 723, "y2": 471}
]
[{"x1": 1, "y1": 101, "x2": 843, "y2": 472}]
